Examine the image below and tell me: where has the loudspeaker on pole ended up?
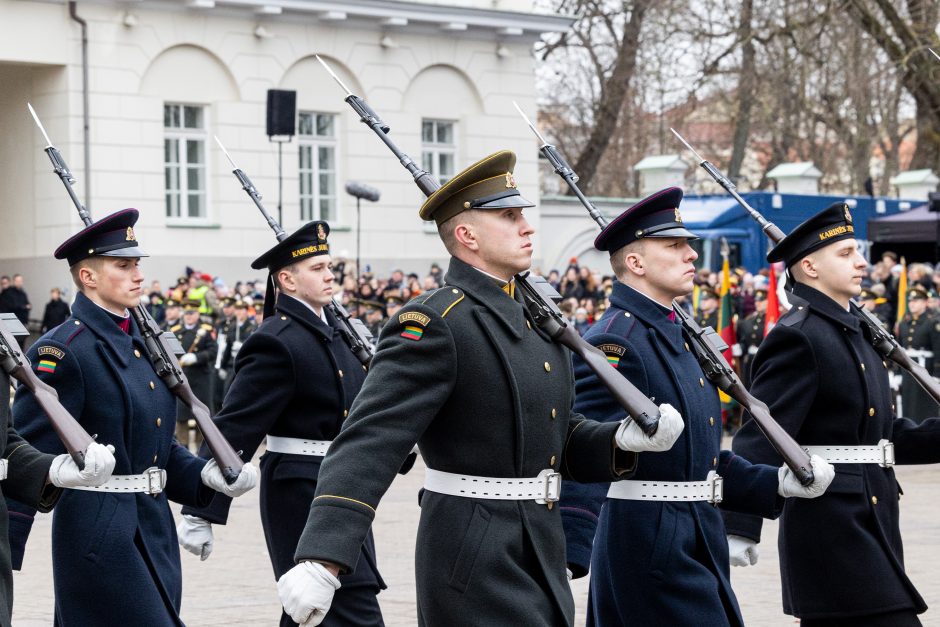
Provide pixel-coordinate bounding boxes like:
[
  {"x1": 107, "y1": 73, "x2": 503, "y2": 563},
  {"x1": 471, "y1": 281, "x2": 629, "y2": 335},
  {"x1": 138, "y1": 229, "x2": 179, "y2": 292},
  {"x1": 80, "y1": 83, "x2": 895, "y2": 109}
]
[{"x1": 266, "y1": 89, "x2": 297, "y2": 137}]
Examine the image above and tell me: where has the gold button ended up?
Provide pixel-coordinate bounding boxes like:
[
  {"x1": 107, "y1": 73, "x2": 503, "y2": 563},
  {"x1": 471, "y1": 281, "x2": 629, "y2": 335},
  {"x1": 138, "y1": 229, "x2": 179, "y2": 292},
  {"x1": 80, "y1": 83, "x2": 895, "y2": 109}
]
[
  {"x1": 547, "y1": 502, "x2": 554, "y2": 510},
  {"x1": 684, "y1": 342, "x2": 690, "y2": 351},
  {"x1": 544, "y1": 362, "x2": 551, "y2": 372},
  {"x1": 343, "y1": 409, "x2": 348, "y2": 417},
  {"x1": 74, "y1": 320, "x2": 81, "y2": 325},
  {"x1": 153, "y1": 454, "x2": 158, "y2": 463},
  {"x1": 869, "y1": 407, "x2": 875, "y2": 416},
  {"x1": 709, "y1": 417, "x2": 715, "y2": 426},
  {"x1": 624, "y1": 312, "x2": 631, "y2": 317},
  {"x1": 883, "y1": 361, "x2": 887, "y2": 368},
  {"x1": 699, "y1": 378, "x2": 704, "y2": 387},
  {"x1": 526, "y1": 320, "x2": 532, "y2": 330},
  {"x1": 149, "y1": 381, "x2": 155, "y2": 390},
  {"x1": 871, "y1": 496, "x2": 878, "y2": 505},
  {"x1": 550, "y1": 455, "x2": 556, "y2": 465},
  {"x1": 452, "y1": 289, "x2": 459, "y2": 294},
  {"x1": 861, "y1": 363, "x2": 865, "y2": 371},
  {"x1": 712, "y1": 457, "x2": 718, "y2": 466},
  {"x1": 134, "y1": 349, "x2": 141, "y2": 358},
  {"x1": 281, "y1": 316, "x2": 287, "y2": 320},
  {"x1": 338, "y1": 369, "x2": 344, "y2": 378},
  {"x1": 551, "y1": 408, "x2": 557, "y2": 419},
  {"x1": 156, "y1": 417, "x2": 162, "y2": 427}
]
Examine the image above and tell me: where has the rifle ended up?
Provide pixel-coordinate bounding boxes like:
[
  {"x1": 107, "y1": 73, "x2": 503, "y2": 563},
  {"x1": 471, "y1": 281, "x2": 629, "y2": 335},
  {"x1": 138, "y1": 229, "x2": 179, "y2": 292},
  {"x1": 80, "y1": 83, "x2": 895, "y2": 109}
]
[
  {"x1": 214, "y1": 137, "x2": 375, "y2": 366},
  {"x1": 513, "y1": 103, "x2": 814, "y2": 483},
  {"x1": 672, "y1": 128, "x2": 940, "y2": 409},
  {"x1": 28, "y1": 104, "x2": 244, "y2": 484},
  {"x1": 0, "y1": 313, "x2": 94, "y2": 470},
  {"x1": 315, "y1": 56, "x2": 660, "y2": 435}
]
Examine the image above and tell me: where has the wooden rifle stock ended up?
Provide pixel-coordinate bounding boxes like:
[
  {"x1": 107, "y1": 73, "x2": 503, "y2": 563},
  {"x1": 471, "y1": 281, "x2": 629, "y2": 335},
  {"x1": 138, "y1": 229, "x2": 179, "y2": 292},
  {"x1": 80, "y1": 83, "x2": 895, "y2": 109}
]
[
  {"x1": 131, "y1": 305, "x2": 244, "y2": 484},
  {"x1": 0, "y1": 322, "x2": 94, "y2": 469},
  {"x1": 673, "y1": 304, "x2": 815, "y2": 485}
]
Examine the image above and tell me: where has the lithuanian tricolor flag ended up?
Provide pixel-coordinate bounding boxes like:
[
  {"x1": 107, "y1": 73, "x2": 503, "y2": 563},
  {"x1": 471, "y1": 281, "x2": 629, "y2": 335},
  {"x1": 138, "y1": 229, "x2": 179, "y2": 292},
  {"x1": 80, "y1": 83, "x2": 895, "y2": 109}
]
[
  {"x1": 717, "y1": 256, "x2": 736, "y2": 405},
  {"x1": 37, "y1": 359, "x2": 57, "y2": 374},
  {"x1": 896, "y1": 256, "x2": 907, "y2": 324},
  {"x1": 400, "y1": 325, "x2": 424, "y2": 341}
]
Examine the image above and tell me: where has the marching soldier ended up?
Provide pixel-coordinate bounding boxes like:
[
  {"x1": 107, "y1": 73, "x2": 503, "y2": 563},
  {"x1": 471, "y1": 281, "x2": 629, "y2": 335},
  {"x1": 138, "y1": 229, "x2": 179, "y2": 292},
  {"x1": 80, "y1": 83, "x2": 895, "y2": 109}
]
[
  {"x1": 859, "y1": 287, "x2": 891, "y2": 328},
  {"x1": 161, "y1": 298, "x2": 181, "y2": 331},
  {"x1": 275, "y1": 151, "x2": 684, "y2": 626},
  {"x1": 696, "y1": 286, "x2": 719, "y2": 330},
  {"x1": 726, "y1": 203, "x2": 940, "y2": 626},
  {"x1": 559, "y1": 187, "x2": 832, "y2": 626},
  {"x1": 5, "y1": 209, "x2": 257, "y2": 626},
  {"x1": 897, "y1": 286, "x2": 940, "y2": 422},
  {"x1": 179, "y1": 221, "x2": 391, "y2": 627},
  {"x1": 217, "y1": 299, "x2": 256, "y2": 398},
  {"x1": 736, "y1": 288, "x2": 768, "y2": 387},
  {"x1": 172, "y1": 300, "x2": 218, "y2": 451}
]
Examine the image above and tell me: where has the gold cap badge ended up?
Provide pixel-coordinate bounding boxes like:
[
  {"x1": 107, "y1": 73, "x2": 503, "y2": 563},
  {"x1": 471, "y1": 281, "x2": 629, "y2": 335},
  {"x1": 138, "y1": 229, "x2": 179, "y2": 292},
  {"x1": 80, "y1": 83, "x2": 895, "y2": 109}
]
[
  {"x1": 126, "y1": 227, "x2": 136, "y2": 241},
  {"x1": 843, "y1": 204, "x2": 852, "y2": 223},
  {"x1": 505, "y1": 172, "x2": 517, "y2": 189},
  {"x1": 674, "y1": 208, "x2": 683, "y2": 223}
]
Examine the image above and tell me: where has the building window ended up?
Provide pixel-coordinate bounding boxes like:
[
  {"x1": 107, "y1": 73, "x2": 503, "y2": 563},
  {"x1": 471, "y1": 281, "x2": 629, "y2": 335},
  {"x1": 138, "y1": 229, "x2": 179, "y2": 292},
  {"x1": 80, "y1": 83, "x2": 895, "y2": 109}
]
[
  {"x1": 164, "y1": 103, "x2": 207, "y2": 220},
  {"x1": 298, "y1": 112, "x2": 338, "y2": 222},
  {"x1": 421, "y1": 119, "x2": 456, "y2": 185}
]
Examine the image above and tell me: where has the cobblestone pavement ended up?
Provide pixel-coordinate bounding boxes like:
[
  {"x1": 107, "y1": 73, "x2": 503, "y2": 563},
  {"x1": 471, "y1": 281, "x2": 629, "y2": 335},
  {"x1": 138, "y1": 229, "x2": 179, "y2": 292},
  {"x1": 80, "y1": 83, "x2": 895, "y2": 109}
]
[{"x1": 11, "y1": 450, "x2": 940, "y2": 626}]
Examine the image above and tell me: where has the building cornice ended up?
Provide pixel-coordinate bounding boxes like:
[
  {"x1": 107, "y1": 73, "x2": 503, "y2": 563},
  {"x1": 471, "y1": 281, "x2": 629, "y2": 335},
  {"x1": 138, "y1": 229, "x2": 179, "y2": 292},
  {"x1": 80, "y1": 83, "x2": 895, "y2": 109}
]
[{"x1": 48, "y1": 0, "x2": 575, "y2": 39}]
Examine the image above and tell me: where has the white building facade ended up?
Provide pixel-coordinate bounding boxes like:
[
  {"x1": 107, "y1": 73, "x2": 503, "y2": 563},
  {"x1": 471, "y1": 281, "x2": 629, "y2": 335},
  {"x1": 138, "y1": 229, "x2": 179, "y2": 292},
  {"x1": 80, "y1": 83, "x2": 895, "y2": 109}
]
[{"x1": 0, "y1": 0, "x2": 572, "y2": 300}]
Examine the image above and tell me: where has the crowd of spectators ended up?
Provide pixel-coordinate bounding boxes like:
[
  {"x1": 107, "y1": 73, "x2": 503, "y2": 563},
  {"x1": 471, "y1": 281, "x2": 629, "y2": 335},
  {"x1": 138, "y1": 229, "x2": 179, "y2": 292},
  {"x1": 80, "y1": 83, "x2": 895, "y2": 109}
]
[{"x1": 11, "y1": 250, "x2": 940, "y2": 343}]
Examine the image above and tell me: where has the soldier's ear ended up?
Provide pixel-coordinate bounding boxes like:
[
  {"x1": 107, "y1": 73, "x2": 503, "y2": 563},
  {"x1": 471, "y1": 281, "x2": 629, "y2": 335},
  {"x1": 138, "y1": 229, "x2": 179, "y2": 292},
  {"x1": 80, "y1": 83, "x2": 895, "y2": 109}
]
[
  {"x1": 453, "y1": 223, "x2": 480, "y2": 252},
  {"x1": 624, "y1": 251, "x2": 645, "y2": 276},
  {"x1": 78, "y1": 265, "x2": 97, "y2": 290}
]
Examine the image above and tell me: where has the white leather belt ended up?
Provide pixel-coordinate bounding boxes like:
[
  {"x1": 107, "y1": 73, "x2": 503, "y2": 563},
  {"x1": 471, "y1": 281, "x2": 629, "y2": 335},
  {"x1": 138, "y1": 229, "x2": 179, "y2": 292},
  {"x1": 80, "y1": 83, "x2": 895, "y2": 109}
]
[
  {"x1": 424, "y1": 468, "x2": 561, "y2": 504},
  {"x1": 607, "y1": 471, "x2": 724, "y2": 504},
  {"x1": 0, "y1": 459, "x2": 8, "y2": 481},
  {"x1": 804, "y1": 439, "x2": 894, "y2": 467},
  {"x1": 71, "y1": 467, "x2": 166, "y2": 495},
  {"x1": 266, "y1": 435, "x2": 331, "y2": 457}
]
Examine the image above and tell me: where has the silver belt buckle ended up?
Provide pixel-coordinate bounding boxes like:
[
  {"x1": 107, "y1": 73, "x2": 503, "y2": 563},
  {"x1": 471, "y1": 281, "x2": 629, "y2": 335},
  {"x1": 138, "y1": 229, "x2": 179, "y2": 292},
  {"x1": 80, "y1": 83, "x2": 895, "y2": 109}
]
[
  {"x1": 879, "y1": 439, "x2": 895, "y2": 468},
  {"x1": 145, "y1": 467, "x2": 167, "y2": 495},
  {"x1": 707, "y1": 471, "x2": 723, "y2": 505},
  {"x1": 0, "y1": 459, "x2": 8, "y2": 481},
  {"x1": 536, "y1": 469, "x2": 562, "y2": 504}
]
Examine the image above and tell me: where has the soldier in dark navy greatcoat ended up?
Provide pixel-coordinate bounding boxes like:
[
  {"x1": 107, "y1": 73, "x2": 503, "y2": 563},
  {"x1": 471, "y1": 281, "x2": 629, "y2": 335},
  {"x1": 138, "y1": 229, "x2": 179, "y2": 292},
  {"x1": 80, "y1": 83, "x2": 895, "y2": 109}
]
[
  {"x1": 180, "y1": 220, "x2": 390, "y2": 627},
  {"x1": 726, "y1": 202, "x2": 940, "y2": 626},
  {"x1": 560, "y1": 187, "x2": 834, "y2": 627},
  {"x1": 6, "y1": 209, "x2": 257, "y2": 627},
  {"x1": 274, "y1": 151, "x2": 686, "y2": 627},
  {"x1": 896, "y1": 286, "x2": 940, "y2": 422}
]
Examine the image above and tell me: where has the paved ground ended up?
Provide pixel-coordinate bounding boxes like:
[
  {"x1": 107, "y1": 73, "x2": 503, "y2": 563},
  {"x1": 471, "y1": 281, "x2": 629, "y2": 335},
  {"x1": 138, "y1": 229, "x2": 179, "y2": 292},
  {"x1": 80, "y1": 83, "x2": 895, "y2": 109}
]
[{"x1": 11, "y1": 448, "x2": 940, "y2": 626}]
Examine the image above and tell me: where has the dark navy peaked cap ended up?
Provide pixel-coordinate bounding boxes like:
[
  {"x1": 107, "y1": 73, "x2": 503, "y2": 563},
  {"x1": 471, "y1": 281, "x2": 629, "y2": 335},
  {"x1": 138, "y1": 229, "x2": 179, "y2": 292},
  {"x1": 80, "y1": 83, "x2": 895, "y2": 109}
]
[
  {"x1": 54, "y1": 208, "x2": 148, "y2": 266},
  {"x1": 594, "y1": 187, "x2": 698, "y2": 253}
]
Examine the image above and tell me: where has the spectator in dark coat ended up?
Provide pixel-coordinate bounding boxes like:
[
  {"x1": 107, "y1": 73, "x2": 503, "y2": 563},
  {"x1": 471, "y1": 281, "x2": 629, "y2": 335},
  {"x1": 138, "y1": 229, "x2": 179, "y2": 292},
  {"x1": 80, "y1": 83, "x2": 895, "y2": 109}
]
[
  {"x1": 0, "y1": 275, "x2": 30, "y2": 326},
  {"x1": 40, "y1": 288, "x2": 71, "y2": 333}
]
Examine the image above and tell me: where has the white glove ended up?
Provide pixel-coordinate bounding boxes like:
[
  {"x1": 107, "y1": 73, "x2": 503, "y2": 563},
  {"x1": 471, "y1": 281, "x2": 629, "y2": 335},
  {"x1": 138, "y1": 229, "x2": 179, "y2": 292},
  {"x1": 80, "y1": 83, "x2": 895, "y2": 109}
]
[
  {"x1": 615, "y1": 403, "x2": 685, "y2": 452},
  {"x1": 177, "y1": 515, "x2": 213, "y2": 561},
  {"x1": 728, "y1": 534, "x2": 759, "y2": 567},
  {"x1": 179, "y1": 353, "x2": 197, "y2": 366},
  {"x1": 218, "y1": 369, "x2": 228, "y2": 381},
  {"x1": 201, "y1": 459, "x2": 258, "y2": 498},
  {"x1": 49, "y1": 442, "x2": 116, "y2": 488},
  {"x1": 777, "y1": 454, "x2": 835, "y2": 499},
  {"x1": 277, "y1": 561, "x2": 341, "y2": 626}
]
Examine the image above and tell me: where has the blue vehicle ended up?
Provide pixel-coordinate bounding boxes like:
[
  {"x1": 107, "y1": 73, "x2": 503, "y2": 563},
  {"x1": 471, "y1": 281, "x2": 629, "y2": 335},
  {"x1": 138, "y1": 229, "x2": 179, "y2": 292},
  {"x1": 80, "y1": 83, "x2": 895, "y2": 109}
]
[{"x1": 680, "y1": 192, "x2": 918, "y2": 272}]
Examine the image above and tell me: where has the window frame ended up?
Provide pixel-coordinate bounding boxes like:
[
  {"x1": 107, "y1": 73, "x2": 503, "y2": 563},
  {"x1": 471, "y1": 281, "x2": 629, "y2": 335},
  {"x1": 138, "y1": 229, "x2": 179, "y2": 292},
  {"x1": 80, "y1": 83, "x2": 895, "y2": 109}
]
[
  {"x1": 297, "y1": 111, "x2": 340, "y2": 223},
  {"x1": 163, "y1": 102, "x2": 210, "y2": 225}
]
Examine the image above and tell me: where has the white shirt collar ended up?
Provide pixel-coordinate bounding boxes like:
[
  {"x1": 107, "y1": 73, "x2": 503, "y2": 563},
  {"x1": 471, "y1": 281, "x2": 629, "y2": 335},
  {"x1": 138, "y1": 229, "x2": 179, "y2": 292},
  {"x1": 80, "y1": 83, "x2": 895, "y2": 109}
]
[
  {"x1": 88, "y1": 297, "x2": 129, "y2": 319},
  {"x1": 284, "y1": 294, "x2": 328, "y2": 324},
  {"x1": 472, "y1": 265, "x2": 515, "y2": 286}
]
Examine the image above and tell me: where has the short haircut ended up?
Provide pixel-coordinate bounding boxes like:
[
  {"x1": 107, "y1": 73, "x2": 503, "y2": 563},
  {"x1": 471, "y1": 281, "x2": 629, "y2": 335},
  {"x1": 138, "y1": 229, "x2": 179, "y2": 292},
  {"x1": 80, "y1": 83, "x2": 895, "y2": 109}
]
[
  {"x1": 69, "y1": 256, "x2": 108, "y2": 292},
  {"x1": 610, "y1": 239, "x2": 646, "y2": 280},
  {"x1": 437, "y1": 210, "x2": 479, "y2": 256},
  {"x1": 274, "y1": 262, "x2": 298, "y2": 291}
]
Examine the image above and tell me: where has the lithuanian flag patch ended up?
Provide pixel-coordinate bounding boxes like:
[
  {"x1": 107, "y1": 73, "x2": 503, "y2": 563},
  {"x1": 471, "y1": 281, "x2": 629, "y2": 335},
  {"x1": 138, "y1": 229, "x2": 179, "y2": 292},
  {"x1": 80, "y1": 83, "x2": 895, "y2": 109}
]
[
  {"x1": 37, "y1": 359, "x2": 57, "y2": 374},
  {"x1": 597, "y1": 343, "x2": 626, "y2": 368},
  {"x1": 401, "y1": 325, "x2": 424, "y2": 341}
]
